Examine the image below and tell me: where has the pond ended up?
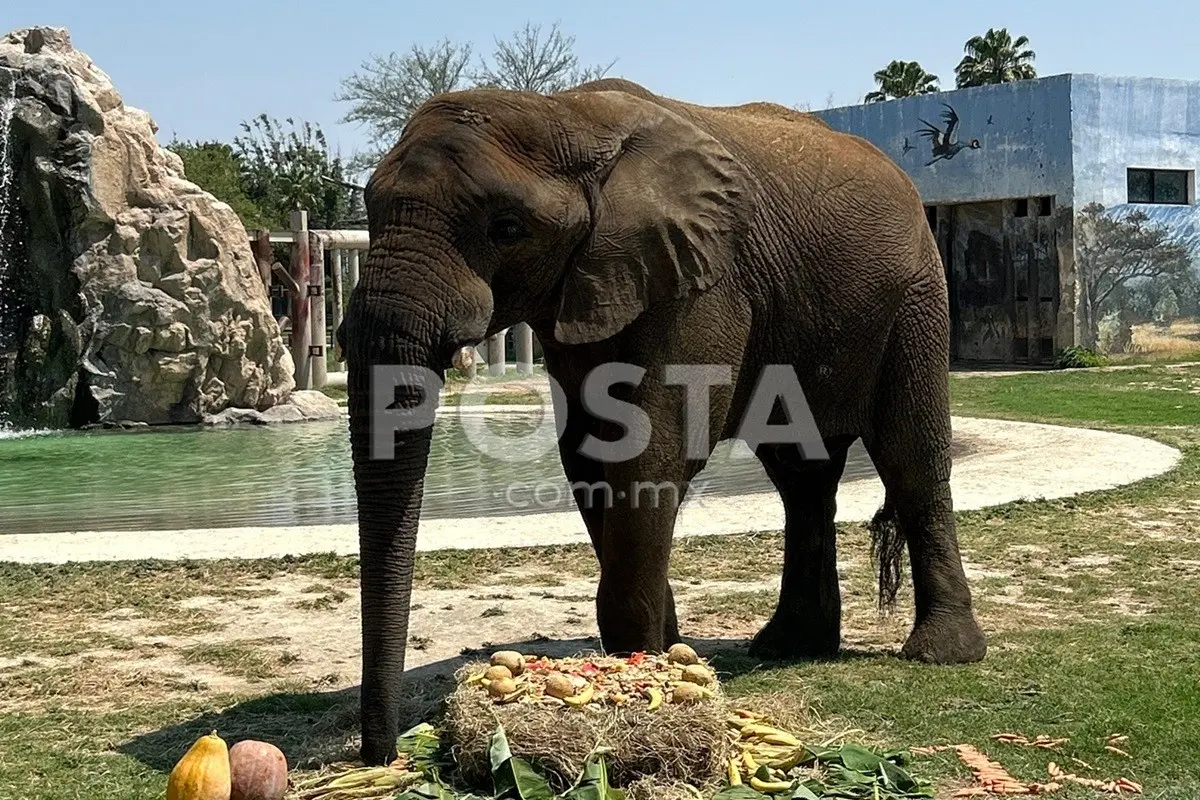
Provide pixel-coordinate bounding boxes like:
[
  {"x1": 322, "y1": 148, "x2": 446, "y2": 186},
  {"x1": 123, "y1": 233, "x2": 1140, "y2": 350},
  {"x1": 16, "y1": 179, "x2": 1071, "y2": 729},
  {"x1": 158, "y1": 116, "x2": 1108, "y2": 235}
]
[{"x1": 0, "y1": 412, "x2": 896, "y2": 534}]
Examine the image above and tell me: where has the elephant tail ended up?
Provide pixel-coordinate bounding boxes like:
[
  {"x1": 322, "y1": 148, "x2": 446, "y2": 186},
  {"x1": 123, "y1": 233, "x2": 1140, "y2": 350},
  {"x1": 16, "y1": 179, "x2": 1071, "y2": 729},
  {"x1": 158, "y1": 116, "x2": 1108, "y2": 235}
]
[{"x1": 868, "y1": 497, "x2": 906, "y2": 612}]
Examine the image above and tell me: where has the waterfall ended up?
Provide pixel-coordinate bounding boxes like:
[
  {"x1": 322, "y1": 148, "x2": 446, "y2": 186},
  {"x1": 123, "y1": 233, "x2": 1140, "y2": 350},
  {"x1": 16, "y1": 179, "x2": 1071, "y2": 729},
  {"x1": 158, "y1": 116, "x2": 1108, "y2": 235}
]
[{"x1": 0, "y1": 78, "x2": 17, "y2": 429}]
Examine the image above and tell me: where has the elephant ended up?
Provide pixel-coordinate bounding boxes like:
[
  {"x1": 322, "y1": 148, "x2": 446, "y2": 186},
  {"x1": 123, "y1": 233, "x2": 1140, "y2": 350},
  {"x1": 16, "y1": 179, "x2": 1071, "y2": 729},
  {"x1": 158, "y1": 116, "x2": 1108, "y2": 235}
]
[{"x1": 337, "y1": 77, "x2": 987, "y2": 765}]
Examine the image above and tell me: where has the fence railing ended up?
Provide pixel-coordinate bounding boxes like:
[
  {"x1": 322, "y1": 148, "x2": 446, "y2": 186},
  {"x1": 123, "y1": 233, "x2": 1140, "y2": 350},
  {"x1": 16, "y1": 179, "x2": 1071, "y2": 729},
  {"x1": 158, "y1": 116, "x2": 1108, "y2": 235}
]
[{"x1": 248, "y1": 211, "x2": 537, "y2": 390}]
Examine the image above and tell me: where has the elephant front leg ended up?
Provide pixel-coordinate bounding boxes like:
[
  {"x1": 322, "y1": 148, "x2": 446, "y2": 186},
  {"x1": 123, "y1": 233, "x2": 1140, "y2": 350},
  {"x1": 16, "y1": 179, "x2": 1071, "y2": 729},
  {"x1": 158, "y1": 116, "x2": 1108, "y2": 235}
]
[
  {"x1": 557, "y1": 391, "x2": 682, "y2": 646},
  {"x1": 593, "y1": 453, "x2": 689, "y2": 655}
]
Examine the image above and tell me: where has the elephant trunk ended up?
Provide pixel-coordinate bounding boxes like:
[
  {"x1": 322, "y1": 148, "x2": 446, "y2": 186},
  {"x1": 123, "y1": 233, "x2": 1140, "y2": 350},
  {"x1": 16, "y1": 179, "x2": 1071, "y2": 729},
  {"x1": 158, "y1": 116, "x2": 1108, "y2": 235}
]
[{"x1": 346, "y1": 338, "x2": 439, "y2": 766}]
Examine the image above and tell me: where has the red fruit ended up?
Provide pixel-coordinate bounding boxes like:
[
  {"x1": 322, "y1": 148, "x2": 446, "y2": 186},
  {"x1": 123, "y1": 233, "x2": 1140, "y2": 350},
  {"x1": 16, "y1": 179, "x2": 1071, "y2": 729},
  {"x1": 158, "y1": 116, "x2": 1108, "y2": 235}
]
[{"x1": 229, "y1": 739, "x2": 288, "y2": 800}]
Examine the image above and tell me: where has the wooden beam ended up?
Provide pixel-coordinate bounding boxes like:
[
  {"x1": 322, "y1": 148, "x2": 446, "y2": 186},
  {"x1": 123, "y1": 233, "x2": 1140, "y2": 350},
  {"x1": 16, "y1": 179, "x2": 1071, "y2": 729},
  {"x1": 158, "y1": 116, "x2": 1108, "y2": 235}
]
[
  {"x1": 309, "y1": 231, "x2": 328, "y2": 390},
  {"x1": 271, "y1": 262, "x2": 300, "y2": 295},
  {"x1": 330, "y1": 248, "x2": 344, "y2": 364},
  {"x1": 249, "y1": 229, "x2": 272, "y2": 291},
  {"x1": 290, "y1": 211, "x2": 311, "y2": 390}
]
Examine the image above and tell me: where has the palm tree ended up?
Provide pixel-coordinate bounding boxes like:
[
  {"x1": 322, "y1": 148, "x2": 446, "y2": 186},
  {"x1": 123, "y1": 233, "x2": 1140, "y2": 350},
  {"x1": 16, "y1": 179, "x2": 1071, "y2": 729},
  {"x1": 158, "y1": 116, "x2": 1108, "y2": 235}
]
[
  {"x1": 864, "y1": 60, "x2": 941, "y2": 103},
  {"x1": 954, "y1": 28, "x2": 1037, "y2": 88}
]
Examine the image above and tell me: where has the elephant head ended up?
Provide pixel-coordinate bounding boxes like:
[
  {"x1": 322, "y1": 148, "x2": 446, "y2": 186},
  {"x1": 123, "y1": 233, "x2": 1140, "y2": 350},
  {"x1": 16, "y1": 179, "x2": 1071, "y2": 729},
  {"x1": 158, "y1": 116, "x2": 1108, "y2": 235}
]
[{"x1": 337, "y1": 82, "x2": 755, "y2": 764}]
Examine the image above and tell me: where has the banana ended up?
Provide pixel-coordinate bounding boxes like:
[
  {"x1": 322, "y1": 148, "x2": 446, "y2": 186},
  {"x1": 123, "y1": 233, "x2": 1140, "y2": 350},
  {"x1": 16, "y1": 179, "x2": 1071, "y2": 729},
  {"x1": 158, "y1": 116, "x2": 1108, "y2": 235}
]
[
  {"x1": 741, "y1": 749, "x2": 759, "y2": 775},
  {"x1": 646, "y1": 686, "x2": 663, "y2": 711},
  {"x1": 564, "y1": 682, "x2": 595, "y2": 707},
  {"x1": 750, "y1": 775, "x2": 793, "y2": 793},
  {"x1": 742, "y1": 724, "x2": 802, "y2": 747},
  {"x1": 760, "y1": 750, "x2": 802, "y2": 771},
  {"x1": 727, "y1": 757, "x2": 742, "y2": 786}
]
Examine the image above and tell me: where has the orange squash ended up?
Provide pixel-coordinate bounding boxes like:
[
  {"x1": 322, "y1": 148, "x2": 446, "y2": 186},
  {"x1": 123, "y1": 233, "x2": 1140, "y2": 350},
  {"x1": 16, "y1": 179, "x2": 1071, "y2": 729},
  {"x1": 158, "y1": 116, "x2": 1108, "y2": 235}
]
[
  {"x1": 229, "y1": 739, "x2": 288, "y2": 800},
  {"x1": 167, "y1": 730, "x2": 231, "y2": 800}
]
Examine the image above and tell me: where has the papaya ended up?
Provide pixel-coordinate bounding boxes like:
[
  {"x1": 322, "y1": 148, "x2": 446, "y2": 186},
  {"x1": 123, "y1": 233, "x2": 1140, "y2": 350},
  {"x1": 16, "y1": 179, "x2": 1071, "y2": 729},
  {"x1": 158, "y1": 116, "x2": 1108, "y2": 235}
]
[{"x1": 167, "y1": 730, "x2": 231, "y2": 800}]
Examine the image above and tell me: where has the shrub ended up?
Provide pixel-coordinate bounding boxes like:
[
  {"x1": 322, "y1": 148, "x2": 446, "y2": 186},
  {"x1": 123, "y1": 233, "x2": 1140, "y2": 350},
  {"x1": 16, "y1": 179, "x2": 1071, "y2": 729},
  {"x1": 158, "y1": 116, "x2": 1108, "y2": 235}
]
[{"x1": 1053, "y1": 345, "x2": 1109, "y2": 369}]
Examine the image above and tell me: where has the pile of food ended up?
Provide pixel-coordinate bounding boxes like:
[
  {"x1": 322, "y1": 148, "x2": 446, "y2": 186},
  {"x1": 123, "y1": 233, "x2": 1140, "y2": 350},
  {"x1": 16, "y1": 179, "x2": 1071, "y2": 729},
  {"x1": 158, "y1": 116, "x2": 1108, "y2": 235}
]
[
  {"x1": 462, "y1": 643, "x2": 718, "y2": 709},
  {"x1": 443, "y1": 643, "x2": 730, "y2": 790}
]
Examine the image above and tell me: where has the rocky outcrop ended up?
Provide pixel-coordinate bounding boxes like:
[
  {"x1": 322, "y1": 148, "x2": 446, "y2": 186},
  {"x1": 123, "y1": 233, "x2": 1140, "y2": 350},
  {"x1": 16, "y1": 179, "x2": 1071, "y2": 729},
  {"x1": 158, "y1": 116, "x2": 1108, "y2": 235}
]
[
  {"x1": 0, "y1": 26, "x2": 294, "y2": 428},
  {"x1": 200, "y1": 389, "x2": 342, "y2": 426}
]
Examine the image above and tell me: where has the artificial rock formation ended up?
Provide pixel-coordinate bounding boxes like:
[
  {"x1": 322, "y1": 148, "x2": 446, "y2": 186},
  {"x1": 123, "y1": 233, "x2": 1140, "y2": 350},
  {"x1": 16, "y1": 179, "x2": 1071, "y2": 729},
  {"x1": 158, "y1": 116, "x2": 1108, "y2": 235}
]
[{"x1": 0, "y1": 27, "x2": 294, "y2": 428}]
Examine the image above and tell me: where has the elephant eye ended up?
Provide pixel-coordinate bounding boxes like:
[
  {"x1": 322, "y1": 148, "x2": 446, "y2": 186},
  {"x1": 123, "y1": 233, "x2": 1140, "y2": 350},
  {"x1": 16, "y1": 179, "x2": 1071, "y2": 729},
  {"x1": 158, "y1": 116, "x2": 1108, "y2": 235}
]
[{"x1": 487, "y1": 214, "x2": 529, "y2": 246}]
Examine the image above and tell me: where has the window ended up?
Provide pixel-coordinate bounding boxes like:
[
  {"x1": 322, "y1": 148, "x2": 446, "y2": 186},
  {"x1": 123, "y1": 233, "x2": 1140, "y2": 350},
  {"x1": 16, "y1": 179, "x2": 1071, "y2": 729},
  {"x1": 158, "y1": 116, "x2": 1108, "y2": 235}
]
[
  {"x1": 1127, "y1": 168, "x2": 1192, "y2": 204},
  {"x1": 1037, "y1": 196, "x2": 1053, "y2": 216},
  {"x1": 925, "y1": 205, "x2": 937, "y2": 232},
  {"x1": 1014, "y1": 198, "x2": 1029, "y2": 217}
]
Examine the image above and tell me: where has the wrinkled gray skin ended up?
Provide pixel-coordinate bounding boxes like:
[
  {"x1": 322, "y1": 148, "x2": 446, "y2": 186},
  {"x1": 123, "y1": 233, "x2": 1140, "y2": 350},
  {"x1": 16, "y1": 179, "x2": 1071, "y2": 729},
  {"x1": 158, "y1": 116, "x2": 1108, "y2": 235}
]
[{"x1": 338, "y1": 78, "x2": 987, "y2": 765}]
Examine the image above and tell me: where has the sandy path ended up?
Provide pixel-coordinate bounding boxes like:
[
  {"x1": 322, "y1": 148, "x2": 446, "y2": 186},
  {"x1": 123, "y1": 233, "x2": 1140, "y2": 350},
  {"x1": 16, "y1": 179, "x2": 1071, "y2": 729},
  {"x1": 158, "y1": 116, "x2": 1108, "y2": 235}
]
[{"x1": 0, "y1": 416, "x2": 1180, "y2": 564}]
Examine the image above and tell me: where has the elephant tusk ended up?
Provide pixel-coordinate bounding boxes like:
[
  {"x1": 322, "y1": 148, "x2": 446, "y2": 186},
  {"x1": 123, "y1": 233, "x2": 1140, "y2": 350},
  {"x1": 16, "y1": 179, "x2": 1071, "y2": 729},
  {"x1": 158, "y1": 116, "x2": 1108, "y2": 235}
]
[{"x1": 451, "y1": 346, "x2": 476, "y2": 372}]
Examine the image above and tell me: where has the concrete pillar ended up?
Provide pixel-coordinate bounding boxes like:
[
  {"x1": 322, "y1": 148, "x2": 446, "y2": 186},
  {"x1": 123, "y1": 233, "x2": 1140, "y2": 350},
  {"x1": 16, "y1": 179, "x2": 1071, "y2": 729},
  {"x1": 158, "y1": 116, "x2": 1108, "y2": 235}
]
[
  {"x1": 330, "y1": 249, "x2": 344, "y2": 365},
  {"x1": 514, "y1": 322, "x2": 534, "y2": 374},
  {"x1": 289, "y1": 211, "x2": 311, "y2": 390},
  {"x1": 308, "y1": 231, "x2": 327, "y2": 390},
  {"x1": 487, "y1": 329, "x2": 507, "y2": 377}
]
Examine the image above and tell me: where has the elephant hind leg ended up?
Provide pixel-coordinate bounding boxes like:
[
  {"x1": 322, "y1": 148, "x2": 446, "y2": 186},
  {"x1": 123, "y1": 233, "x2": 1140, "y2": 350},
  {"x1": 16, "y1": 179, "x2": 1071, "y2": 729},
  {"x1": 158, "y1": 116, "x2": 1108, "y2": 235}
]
[
  {"x1": 747, "y1": 438, "x2": 853, "y2": 660},
  {"x1": 861, "y1": 284, "x2": 986, "y2": 665}
]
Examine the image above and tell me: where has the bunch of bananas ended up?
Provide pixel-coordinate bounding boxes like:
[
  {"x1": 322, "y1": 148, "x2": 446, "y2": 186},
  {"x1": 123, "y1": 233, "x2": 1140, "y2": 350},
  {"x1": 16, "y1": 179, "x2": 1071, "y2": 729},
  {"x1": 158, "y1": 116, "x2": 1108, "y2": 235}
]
[{"x1": 725, "y1": 709, "x2": 810, "y2": 794}]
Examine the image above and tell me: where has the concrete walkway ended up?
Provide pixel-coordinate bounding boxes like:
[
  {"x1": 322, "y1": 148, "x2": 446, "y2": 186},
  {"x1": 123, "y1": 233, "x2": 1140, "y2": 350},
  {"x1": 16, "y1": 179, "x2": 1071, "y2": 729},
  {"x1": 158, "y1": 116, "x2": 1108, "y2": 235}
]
[{"x1": 0, "y1": 416, "x2": 1181, "y2": 565}]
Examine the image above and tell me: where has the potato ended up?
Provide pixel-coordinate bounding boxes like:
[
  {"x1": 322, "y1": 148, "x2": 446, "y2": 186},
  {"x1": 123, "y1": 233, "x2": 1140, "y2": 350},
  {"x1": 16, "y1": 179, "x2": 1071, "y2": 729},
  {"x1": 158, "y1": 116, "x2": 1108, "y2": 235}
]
[
  {"x1": 666, "y1": 643, "x2": 699, "y2": 665},
  {"x1": 682, "y1": 664, "x2": 713, "y2": 686},
  {"x1": 544, "y1": 673, "x2": 575, "y2": 699},
  {"x1": 671, "y1": 682, "x2": 704, "y2": 704},
  {"x1": 487, "y1": 677, "x2": 517, "y2": 697},
  {"x1": 490, "y1": 650, "x2": 525, "y2": 676},
  {"x1": 484, "y1": 665, "x2": 513, "y2": 682}
]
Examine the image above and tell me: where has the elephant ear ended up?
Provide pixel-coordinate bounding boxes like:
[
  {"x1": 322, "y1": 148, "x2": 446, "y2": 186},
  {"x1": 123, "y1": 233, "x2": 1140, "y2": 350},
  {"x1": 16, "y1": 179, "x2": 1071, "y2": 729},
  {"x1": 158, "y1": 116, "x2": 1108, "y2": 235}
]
[{"x1": 552, "y1": 91, "x2": 756, "y2": 345}]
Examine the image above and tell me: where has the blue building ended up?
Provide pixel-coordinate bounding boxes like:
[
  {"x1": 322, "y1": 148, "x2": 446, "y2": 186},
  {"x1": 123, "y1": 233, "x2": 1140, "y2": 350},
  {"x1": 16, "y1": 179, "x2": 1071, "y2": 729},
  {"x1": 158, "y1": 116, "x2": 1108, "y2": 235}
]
[{"x1": 813, "y1": 74, "x2": 1200, "y2": 365}]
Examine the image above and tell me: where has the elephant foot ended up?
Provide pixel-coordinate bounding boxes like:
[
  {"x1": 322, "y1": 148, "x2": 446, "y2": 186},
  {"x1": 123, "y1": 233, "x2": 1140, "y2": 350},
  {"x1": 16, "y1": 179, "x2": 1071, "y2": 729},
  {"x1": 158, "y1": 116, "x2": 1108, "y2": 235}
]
[
  {"x1": 360, "y1": 736, "x2": 398, "y2": 767},
  {"x1": 746, "y1": 611, "x2": 840, "y2": 661},
  {"x1": 900, "y1": 610, "x2": 987, "y2": 664}
]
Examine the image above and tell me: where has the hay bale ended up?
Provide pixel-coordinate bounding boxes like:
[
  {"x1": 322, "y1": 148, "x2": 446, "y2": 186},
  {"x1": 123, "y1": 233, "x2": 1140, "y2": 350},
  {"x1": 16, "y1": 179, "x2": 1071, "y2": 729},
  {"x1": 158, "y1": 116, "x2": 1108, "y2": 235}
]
[{"x1": 443, "y1": 648, "x2": 732, "y2": 792}]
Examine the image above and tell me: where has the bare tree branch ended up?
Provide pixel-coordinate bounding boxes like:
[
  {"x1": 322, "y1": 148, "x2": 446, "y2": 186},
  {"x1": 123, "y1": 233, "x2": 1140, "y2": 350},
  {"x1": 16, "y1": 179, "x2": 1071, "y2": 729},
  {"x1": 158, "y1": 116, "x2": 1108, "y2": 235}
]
[{"x1": 334, "y1": 21, "x2": 615, "y2": 177}]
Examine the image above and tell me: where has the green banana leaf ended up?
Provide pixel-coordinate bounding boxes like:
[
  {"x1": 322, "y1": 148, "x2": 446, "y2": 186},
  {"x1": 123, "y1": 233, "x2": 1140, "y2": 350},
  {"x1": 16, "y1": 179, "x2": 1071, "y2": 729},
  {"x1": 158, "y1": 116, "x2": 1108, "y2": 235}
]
[
  {"x1": 489, "y1": 725, "x2": 556, "y2": 800},
  {"x1": 560, "y1": 753, "x2": 627, "y2": 800}
]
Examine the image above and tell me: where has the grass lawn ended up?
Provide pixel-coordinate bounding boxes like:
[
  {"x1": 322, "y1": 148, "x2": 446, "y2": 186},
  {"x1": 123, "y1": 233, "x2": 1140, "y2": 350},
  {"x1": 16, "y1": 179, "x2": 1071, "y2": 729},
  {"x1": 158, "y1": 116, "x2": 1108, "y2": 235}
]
[{"x1": 1, "y1": 364, "x2": 1198, "y2": 798}]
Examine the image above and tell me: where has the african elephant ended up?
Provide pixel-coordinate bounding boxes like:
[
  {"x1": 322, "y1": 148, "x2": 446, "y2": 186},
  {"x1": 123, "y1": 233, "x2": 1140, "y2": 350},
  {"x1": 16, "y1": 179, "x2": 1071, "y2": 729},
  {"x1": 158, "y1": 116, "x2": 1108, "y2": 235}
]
[{"x1": 338, "y1": 78, "x2": 987, "y2": 765}]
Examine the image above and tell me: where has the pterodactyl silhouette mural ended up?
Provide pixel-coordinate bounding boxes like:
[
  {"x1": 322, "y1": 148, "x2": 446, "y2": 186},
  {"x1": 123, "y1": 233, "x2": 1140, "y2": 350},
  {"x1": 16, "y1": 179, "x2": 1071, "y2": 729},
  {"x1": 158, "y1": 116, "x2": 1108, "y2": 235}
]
[{"x1": 916, "y1": 103, "x2": 981, "y2": 166}]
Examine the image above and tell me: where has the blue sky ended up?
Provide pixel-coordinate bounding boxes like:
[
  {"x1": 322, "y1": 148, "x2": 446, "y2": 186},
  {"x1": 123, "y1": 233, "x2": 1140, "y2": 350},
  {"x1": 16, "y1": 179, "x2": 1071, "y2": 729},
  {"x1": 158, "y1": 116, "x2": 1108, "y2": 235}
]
[{"x1": 7, "y1": 0, "x2": 1199, "y2": 164}]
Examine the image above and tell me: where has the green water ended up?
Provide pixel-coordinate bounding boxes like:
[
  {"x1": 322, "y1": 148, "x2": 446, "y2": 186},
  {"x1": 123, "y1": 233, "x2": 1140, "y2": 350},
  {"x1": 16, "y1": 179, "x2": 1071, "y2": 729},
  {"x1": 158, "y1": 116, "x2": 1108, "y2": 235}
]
[{"x1": 0, "y1": 414, "x2": 886, "y2": 534}]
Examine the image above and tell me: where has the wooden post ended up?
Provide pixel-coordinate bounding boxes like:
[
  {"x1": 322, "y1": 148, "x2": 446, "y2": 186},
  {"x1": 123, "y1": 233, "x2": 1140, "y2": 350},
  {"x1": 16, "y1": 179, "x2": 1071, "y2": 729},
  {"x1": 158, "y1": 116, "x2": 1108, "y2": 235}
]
[
  {"x1": 249, "y1": 229, "x2": 272, "y2": 290},
  {"x1": 348, "y1": 248, "x2": 361, "y2": 300},
  {"x1": 514, "y1": 322, "x2": 534, "y2": 374},
  {"x1": 309, "y1": 231, "x2": 327, "y2": 390},
  {"x1": 330, "y1": 248, "x2": 344, "y2": 365},
  {"x1": 487, "y1": 329, "x2": 507, "y2": 377},
  {"x1": 289, "y1": 211, "x2": 311, "y2": 390}
]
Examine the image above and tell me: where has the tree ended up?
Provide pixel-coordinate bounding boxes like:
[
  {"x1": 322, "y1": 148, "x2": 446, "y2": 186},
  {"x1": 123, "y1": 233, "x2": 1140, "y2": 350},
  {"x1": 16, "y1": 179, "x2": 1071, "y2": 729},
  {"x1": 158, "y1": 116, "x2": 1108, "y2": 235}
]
[
  {"x1": 954, "y1": 28, "x2": 1037, "y2": 88},
  {"x1": 334, "y1": 37, "x2": 473, "y2": 174},
  {"x1": 335, "y1": 21, "x2": 616, "y2": 174},
  {"x1": 232, "y1": 114, "x2": 361, "y2": 230},
  {"x1": 470, "y1": 21, "x2": 615, "y2": 92},
  {"x1": 167, "y1": 139, "x2": 268, "y2": 229},
  {"x1": 864, "y1": 60, "x2": 940, "y2": 103},
  {"x1": 1075, "y1": 202, "x2": 1194, "y2": 348}
]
